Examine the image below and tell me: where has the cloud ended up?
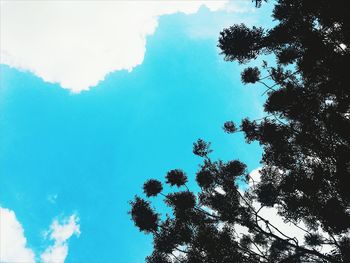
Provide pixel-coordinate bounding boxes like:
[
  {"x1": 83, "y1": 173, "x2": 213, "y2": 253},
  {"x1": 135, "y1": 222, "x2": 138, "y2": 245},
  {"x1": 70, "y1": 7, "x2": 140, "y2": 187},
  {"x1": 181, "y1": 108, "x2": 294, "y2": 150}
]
[
  {"x1": 0, "y1": 207, "x2": 80, "y2": 263},
  {"x1": 0, "y1": 207, "x2": 35, "y2": 263},
  {"x1": 0, "y1": 1, "x2": 229, "y2": 92},
  {"x1": 41, "y1": 214, "x2": 80, "y2": 263}
]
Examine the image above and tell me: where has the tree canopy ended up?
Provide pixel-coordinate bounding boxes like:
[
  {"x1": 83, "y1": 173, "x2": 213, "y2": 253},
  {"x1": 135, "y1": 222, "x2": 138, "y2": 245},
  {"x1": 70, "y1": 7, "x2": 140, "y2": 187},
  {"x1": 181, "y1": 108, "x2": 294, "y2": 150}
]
[{"x1": 130, "y1": 0, "x2": 350, "y2": 262}]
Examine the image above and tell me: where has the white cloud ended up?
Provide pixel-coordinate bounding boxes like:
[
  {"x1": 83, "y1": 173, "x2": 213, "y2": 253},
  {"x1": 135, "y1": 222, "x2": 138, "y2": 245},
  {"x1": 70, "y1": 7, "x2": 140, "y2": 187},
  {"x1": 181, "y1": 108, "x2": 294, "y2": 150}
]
[
  {"x1": 41, "y1": 214, "x2": 80, "y2": 263},
  {"x1": 224, "y1": 1, "x2": 256, "y2": 13},
  {"x1": 0, "y1": 207, "x2": 80, "y2": 263},
  {"x1": 0, "y1": 207, "x2": 35, "y2": 263},
  {"x1": 0, "y1": 1, "x2": 229, "y2": 92}
]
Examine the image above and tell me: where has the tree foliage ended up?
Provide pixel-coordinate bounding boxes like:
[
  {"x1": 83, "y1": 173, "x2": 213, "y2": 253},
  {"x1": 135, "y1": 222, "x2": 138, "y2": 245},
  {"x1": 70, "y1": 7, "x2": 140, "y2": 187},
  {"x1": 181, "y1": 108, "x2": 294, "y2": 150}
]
[{"x1": 130, "y1": 0, "x2": 350, "y2": 262}]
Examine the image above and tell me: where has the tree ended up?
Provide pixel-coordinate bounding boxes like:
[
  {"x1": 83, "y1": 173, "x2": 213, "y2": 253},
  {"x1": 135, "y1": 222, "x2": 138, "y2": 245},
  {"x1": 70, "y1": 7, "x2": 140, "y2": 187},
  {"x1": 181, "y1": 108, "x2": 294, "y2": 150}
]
[{"x1": 130, "y1": 0, "x2": 350, "y2": 262}]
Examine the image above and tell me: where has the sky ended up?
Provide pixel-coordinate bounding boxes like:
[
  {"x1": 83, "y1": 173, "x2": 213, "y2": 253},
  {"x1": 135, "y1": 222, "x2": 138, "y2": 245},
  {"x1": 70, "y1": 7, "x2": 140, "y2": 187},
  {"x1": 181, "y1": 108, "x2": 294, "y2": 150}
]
[{"x1": 0, "y1": 1, "x2": 274, "y2": 262}]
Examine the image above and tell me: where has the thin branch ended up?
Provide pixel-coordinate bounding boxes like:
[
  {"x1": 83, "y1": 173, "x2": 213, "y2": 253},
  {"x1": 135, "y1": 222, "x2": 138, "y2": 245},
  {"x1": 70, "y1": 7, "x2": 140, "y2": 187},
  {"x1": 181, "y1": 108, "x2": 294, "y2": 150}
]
[
  {"x1": 258, "y1": 80, "x2": 276, "y2": 93},
  {"x1": 171, "y1": 251, "x2": 182, "y2": 262}
]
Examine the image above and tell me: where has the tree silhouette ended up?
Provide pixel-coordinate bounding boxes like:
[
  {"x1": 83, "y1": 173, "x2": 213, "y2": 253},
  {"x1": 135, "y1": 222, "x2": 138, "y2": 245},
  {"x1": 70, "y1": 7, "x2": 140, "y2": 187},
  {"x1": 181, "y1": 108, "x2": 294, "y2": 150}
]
[{"x1": 130, "y1": 0, "x2": 350, "y2": 262}]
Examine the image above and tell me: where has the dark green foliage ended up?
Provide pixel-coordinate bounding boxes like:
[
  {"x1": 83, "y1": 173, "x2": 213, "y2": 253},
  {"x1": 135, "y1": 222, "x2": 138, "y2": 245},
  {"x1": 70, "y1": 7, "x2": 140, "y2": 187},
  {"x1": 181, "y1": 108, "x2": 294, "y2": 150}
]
[
  {"x1": 304, "y1": 233, "x2": 323, "y2": 247},
  {"x1": 276, "y1": 46, "x2": 300, "y2": 65},
  {"x1": 130, "y1": 0, "x2": 350, "y2": 262},
  {"x1": 222, "y1": 160, "x2": 246, "y2": 179},
  {"x1": 218, "y1": 24, "x2": 264, "y2": 63},
  {"x1": 192, "y1": 139, "x2": 212, "y2": 157},
  {"x1": 165, "y1": 169, "x2": 188, "y2": 187},
  {"x1": 146, "y1": 252, "x2": 172, "y2": 263},
  {"x1": 223, "y1": 121, "x2": 237, "y2": 133},
  {"x1": 165, "y1": 191, "x2": 196, "y2": 213},
  {"x1": 339, "y1": 237, "x2": 350, "y2": 262},
  {"x1": 196, "y1": 168, "x2": 213, "y2": 189},
  {"x1": 240, "y1": 118, "x2": 259, "y2": 143},
  {"x1": 241, "y1": 67, "x2": 261, "y2": 84},
  {"x1": 254, "y1": 167, "x2": 280, "y2": 207},
  {"x1": 143, "y1": 179, "x2": 163, "y2": 197},
  {"x1": 129, "y1": 197, "x2": 159, "y2": 233}
]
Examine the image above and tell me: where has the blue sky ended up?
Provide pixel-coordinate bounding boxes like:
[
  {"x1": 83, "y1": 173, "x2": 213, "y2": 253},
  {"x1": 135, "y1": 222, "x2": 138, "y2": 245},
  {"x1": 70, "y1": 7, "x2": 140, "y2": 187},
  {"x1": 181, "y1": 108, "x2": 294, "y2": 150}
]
[{"x1": 0, "y1": 2, "x2": 273, "y2": 262}]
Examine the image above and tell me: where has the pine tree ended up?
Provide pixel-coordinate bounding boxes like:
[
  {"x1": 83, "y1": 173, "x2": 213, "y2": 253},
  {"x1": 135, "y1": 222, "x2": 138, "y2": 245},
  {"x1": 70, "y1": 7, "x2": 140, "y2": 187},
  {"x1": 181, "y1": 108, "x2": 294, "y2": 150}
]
[{"x1": 130, "y1": 0, "x2": 350, "y2": 261}]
